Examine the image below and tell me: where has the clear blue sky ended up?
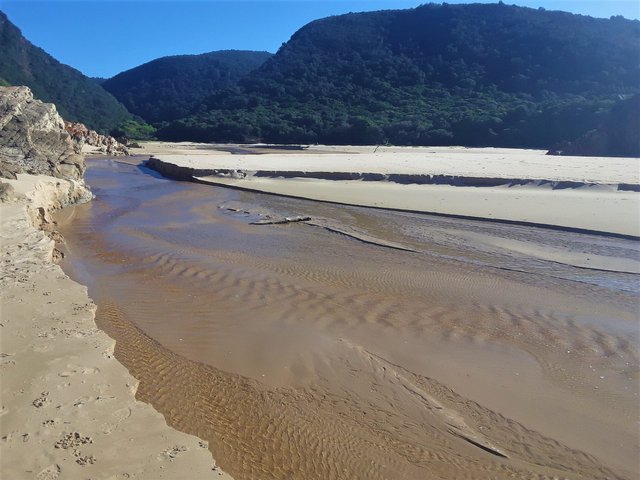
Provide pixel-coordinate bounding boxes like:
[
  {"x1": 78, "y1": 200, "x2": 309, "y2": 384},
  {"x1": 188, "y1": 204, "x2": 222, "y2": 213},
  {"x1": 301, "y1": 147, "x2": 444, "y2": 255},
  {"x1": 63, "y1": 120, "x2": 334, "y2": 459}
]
[{"x1": 1, "y1": 0, "x2": 638, "y2": 78}]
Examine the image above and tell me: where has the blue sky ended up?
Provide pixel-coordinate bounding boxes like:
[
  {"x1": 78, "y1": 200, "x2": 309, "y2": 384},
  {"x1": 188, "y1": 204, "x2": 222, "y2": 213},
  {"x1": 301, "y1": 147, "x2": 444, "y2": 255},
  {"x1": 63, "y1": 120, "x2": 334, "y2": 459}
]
[{"x1": 2, "y1": 1, "x2": 639, "y2": 78}]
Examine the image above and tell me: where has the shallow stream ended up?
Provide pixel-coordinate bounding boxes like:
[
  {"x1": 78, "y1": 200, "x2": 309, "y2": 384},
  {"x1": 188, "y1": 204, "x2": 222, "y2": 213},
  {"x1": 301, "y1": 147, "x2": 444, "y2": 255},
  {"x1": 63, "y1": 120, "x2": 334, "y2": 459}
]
[{"x1": 57, "y1": 158, "x2": 639, "y2": 479}]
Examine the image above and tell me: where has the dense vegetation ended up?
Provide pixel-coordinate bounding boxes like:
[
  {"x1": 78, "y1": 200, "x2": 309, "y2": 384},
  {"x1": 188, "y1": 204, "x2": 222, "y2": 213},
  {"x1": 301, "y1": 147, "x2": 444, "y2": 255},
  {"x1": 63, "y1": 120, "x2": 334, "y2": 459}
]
[
  {"x1": 549, "y1": 94, "x2": 640, "y2": 157},
  {"x1": 157, "y1": 3, "x2": 640, "y2": 148},
  {"x1": 102, "y1": 50, "x2": 272, "y2": 123},
  {"x1": 0, "y1": 11, "x2": 136, "y2": 133},
  {"x1": 110, "y1": 119, "x2": 157, "y2": 141}
]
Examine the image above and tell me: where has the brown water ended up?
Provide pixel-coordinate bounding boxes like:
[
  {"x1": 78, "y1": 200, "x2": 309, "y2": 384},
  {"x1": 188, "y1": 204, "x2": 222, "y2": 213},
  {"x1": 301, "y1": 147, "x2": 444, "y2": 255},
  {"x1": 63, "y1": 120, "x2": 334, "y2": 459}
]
[{"x1": 57, "y1": 158, "x2": 640, "y2": 479}]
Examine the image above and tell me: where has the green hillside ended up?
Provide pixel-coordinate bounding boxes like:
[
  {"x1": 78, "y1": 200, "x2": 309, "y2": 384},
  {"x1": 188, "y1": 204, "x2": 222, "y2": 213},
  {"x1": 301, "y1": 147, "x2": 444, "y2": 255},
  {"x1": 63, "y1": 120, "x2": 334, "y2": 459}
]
[
  {"x1": 0, "y1": 11, "x2": 134, "y2": 133},
  {"x1": 157, "y1": 3, "x2": 639, "y2": 148},
  {"x1": 549, "y1": 94, "x2": 640, "y2": 157},
  {"x1": 102, "y1": 50, "x2": 272, "y2": 123}
]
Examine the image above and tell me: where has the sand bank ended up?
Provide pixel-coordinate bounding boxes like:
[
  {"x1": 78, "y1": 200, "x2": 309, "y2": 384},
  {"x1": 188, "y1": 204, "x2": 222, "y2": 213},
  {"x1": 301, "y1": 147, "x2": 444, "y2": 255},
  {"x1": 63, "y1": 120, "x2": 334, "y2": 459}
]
[
  {"x1": 0, "y1": 174, "x2": 230, "y2": 479},
  {"x1": 145, "y1": 146, "x2": 640, "y2": 237}
]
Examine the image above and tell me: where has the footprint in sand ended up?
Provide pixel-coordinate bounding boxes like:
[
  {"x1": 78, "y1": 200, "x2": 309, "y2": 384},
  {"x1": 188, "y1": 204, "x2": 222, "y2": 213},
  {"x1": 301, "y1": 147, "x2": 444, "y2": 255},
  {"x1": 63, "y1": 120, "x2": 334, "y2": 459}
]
[
  {"x1": 32, "y1": 342, "x2": 54, "y2": 353},
  {"x1": 102, "y1": 406, "x2": 132, "y2": 434},
  {"x1": 73, "y1": 449, "x2": 97, "y2": 466},
  {"x1": 54, "y1": 432, "x2": 93, "y2": 449},
  {"x1": 36, "y1": 464, "x2": 60, "y2": 480},
  {"x1": 159, "y1": 445, "x2": 188, "y2": 461},
  {"x1": 58, "y1": 366, "x2": 99, "y2": 378},
  {"x1": 100, "y1": 422, "x2": 116, "y2": 435},
  {"x1": 92, "y1": 383, "x2": 111, "y2": 395},
  {"x1": 42, "y1": 419, "x2": 59, "y2": 427},
  {"x1": 0, "y1": 352, "x2": 15, "y2": 365},
  {"x1": 112, "y1": 407, "x2": 131, "y2": 422},
  {"x1": 72, "y1": 396, "x2": 91, "y2": 407},
  {"x1": 32, "y1": 392, "x2": 49, "y2": 408}
]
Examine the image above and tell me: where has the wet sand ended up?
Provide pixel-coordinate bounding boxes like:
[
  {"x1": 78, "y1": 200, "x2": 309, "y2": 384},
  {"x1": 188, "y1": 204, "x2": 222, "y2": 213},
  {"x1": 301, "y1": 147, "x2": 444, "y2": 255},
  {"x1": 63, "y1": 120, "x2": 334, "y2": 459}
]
[
  {"x1": 0, "y1": 174, "x2": 230, "y2": 480},
  {"x1": 57, "y1": 158, "x2": 640, "y2": 479}
]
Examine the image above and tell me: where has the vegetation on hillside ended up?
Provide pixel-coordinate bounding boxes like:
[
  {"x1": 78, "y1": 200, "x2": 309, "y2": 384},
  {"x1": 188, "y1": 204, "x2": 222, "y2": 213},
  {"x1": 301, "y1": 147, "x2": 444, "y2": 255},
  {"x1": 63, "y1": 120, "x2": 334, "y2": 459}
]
[
  {"x1": 110, "y1": 120, "x2": 157, "y2": 141},
  {"x1": 156, "y1": 3, "x2": 639, "y2": 148},
  {"x1": 549, "y1": 94, "x2": 640, "y2": 157},
  {"x1": 102, "y1": 50, "x2": 272, "y2": 123},
  {"x1": 0, "y1": 11, "x2": 135, "y2": 133}
]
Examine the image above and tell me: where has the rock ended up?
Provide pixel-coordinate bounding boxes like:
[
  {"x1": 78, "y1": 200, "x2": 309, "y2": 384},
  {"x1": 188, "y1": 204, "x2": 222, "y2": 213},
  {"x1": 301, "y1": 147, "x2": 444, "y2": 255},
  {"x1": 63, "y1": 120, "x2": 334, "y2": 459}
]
[
  {"x1": 0, "y1": 86, "x2": 86, "y2": 180},
  {"x1": 58, "y1": 164, "x2": 79, "y2": 180},
  {"x1": 63, "y1": 153, "x2": 84, "y2": 165},
  {"x1": 54, "y1": 432, "x2": 93, "y2": 449},
  {"x1": 64, "y1": 121, "x2": 129, "y2": 156},
  {"x1": 0, "y1": 165, "x2": 17, "y2": 180},
  {"x1": 0, "y1": 181, "x2": 16, "y2": 203}
]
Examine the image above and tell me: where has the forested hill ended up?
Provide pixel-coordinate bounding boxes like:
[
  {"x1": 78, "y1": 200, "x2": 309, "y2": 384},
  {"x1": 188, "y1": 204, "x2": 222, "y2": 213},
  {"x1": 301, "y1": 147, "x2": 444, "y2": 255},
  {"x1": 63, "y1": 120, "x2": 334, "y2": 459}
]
[
  {"x1": 158, "y1": 3, "x2": 640, "y2": 148},
  {"x1": 0, "y1": 11, "x2": 133, "y2": 133},
  {"x1": 103, "y1": 50, "x2": 272, "y2": 123}
]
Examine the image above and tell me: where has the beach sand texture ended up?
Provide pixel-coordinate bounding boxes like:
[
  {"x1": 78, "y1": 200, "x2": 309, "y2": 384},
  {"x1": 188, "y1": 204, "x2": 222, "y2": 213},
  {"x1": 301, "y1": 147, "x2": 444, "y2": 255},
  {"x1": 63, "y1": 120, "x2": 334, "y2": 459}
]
[
  {"x1": 0, "y1": 175, "x2": 231, "y2": 479},
  {"x1": 55, "y1": 157, "x2": 639, "y2": 480},
  {"x1": 146, "y1": 145, "x2": 640, "y2": 237}
]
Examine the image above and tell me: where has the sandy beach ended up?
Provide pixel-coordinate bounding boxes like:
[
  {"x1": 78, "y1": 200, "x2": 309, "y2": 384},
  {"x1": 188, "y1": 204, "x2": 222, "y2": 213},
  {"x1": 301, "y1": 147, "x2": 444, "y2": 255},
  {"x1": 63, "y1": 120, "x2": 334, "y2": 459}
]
[
  {"x1": 144, "y1": 144, "x2": 640, "y2": 237},
  {"x1": 0, "y1": 174, "x2": 231, "y2": 479},
  {"x1": 2, "y1": 1, "x2": 637, "y2": 476},
  {"x1": 3, "y1": 143, "x2": 636, "y2": 480},
  {"x1": 50, "y1": 152, "x2": 639, "y2": 480}
]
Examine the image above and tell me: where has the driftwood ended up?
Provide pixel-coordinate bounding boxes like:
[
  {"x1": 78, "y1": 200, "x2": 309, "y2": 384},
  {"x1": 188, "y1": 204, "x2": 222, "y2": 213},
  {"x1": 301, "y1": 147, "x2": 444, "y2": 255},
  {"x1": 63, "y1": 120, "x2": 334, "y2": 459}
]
[{"x1": 250, "y1": 216, "x2": 311, "y2": 226}]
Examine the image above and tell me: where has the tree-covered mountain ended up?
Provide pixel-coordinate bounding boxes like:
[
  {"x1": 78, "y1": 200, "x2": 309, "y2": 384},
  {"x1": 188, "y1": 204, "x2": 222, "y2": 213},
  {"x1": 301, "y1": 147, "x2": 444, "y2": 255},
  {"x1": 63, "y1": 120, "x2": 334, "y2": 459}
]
[
  {"x1": 158, "y1": 3, "x2": 639, "y2": 148},
  {"x1": 0, "y1": 11, "x2": 134, "y2": 133},
  {"x1": 102, "y1": 50, "x2": 272, "y2": 123},
  {"x1": 549, "y1": 94, "x2": 640, "y2": 157}
]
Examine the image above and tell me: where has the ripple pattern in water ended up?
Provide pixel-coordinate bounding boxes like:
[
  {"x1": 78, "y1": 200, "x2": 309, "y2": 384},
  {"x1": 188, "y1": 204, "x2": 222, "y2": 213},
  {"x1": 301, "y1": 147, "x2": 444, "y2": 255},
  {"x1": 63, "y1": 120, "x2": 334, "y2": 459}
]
[{"x1": 56, "y1": 159, "x2": 639, "y2": 479}]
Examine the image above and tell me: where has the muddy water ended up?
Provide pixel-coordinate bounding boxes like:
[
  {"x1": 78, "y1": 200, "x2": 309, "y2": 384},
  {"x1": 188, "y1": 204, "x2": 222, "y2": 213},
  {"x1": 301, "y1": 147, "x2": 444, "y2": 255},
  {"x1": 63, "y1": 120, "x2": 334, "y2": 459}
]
[{"x1": 57, "y1": 159, "x2": 639, "y2": 479}]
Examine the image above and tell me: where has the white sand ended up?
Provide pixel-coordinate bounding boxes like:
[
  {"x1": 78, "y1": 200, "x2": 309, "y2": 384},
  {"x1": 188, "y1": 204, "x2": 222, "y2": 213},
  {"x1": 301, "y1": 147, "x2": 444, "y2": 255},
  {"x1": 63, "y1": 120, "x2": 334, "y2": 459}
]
[
  {"x1": 200, "y1": 177, "x2": 639, "y2": 237},
  {"x1": 148, "y1": 146, "x2": 639, "y2": 237},
  {"x1": 151, "y1": 146, "x2": 639, "y2": 183},
  {"x1": 0, "y1": 175, "x2": 231, "y2": 479}
]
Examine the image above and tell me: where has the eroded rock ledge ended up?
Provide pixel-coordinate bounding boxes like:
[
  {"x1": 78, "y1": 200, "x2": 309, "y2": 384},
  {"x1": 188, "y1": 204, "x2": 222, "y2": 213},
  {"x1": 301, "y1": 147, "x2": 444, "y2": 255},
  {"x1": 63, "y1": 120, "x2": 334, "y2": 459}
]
[
  {"x1": 65, "y1": 121, "x2": 129, "y2": 157},
  {"x1": 0, "y1": 86, "x2": 85, "y2": 180}
]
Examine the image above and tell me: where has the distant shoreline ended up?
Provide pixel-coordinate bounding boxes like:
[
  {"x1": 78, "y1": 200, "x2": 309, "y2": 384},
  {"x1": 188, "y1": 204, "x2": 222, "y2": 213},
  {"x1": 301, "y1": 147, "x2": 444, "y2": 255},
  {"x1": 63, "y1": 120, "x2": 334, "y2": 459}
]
[{"x1": 142, "y1": 144, "x2": 640, "y2": 239}]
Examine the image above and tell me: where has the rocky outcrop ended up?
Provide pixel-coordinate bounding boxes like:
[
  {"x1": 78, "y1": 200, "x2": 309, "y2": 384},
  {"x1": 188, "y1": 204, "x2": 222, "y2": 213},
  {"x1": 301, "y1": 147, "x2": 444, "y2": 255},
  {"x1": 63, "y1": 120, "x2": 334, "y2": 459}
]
[
  {"x1": 65, "y1": 121, "x2": 129, "y2": 156},
  {"x1": 0, "y1": 86, "x2": 85, "y2": 180},
  {"x1": 0, "y1": 181, "x2": 17, "y2": 203}
]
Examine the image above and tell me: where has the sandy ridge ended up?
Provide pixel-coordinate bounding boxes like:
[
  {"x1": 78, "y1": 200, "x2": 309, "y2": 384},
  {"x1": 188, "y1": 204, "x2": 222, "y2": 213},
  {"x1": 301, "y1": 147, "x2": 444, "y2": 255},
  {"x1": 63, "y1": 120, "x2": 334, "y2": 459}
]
[
  {"x1": 0, "y1": 174, "x2": 231, "y2": 479},
  {"x1": 144, "y1": 152, "x2": 640, "y2": 238},
  {"x1": 145, "y1": 146, "x2": 640, "y2": 184}
]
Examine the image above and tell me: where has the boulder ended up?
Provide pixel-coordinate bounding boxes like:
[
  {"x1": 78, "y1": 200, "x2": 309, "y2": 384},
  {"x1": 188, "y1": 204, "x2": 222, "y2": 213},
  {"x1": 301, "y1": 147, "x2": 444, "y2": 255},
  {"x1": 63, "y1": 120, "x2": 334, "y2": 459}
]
[
  {"x1": 65, "y1": 121, "x2": 129, "y2": 156},
  {"x1": 0, "y1": 86, "x2": 86, "y2": 180}
]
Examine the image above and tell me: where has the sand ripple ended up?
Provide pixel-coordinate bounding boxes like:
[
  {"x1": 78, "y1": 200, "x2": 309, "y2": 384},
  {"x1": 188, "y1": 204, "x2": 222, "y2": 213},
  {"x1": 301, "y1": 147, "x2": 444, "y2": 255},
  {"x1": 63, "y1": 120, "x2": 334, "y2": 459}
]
[
  {"x1": 55, "y1": 160, "x2": 639, "y2": 478},
  {"x1": 97, "y1": 302, "x2": 624, "y2": 480}
]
